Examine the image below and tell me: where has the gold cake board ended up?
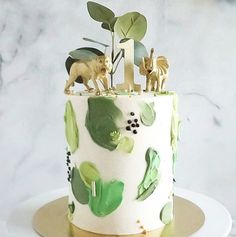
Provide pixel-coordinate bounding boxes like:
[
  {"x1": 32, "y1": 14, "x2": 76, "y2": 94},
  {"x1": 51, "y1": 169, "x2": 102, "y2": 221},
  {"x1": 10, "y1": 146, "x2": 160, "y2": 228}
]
[{"x1": 33, "y1": 196, "x2": 205, "y2": 237}]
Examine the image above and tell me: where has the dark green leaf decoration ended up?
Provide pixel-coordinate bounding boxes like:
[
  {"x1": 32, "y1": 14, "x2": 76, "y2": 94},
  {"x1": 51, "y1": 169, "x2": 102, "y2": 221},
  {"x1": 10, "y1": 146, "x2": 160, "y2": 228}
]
[
  {"x1": 71, "y1": 167, "x2": 89, "y2": 205},
  {"x1": 139, "y1": 101, "x2": 156, "y2": 126},
  {"x1": 64, "y1": 101, "x2": 79, "y2": 154},
  {"x1": 83, "y1": 37, "x2": 109, "y2": 48},
  {"x1": 87, "y1": 1, "x2": 115, "y2": 24},
  {"x1": 137, "y1": 148, "x2": 161, "y2": 201},
  {"x1": 160, "y1": 202, "x2": 173, "y2": 225},
  {"x1": 114, "y1": 12, "x2": 147, "y2": 41},
  {"x1": 101, "y1": 17, "x2": 118, "y2": 32},
  {"x1": 68, "y1": 201, "x2": 75, "y2": 214},
  {"x1": 120, "y1": 39, "x2": 148, "y2": 66},
  {"x1": 85, "y1": 97, "x2": 123, "y2": 151},
  {"x1": 79, "y1": 161, "x2": 101, "y2": 188},
  {"x1": 88, "y1": 179, "x2": 124, "y2": 217},
  {"x1": 69, "y1": 47, "x2": 104, "y2": 60}
]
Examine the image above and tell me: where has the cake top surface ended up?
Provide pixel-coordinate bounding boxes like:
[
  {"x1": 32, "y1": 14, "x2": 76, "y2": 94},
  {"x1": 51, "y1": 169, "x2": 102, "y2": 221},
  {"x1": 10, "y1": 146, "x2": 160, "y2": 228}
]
[{"x1": 64, "y1": 1, "x2": 171, "y2": 97}]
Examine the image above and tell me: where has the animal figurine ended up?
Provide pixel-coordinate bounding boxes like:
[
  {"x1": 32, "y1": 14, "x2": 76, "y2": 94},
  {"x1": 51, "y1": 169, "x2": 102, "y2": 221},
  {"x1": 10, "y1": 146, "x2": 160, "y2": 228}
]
[
  {"x1": 139, "y1": 48, "x2": 169, "y2": 93},
  {"x1": 64, "y1": 55, "x2": 112, "y2": 95}
]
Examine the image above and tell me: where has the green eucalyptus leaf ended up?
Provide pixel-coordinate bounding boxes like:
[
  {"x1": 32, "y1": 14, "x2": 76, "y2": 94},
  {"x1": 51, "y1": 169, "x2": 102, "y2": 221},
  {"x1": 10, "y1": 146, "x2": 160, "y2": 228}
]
[
  {"x1": 137, "y1": 148, "x2": 161, "y2": 201},
  {"x1": 101, "y1": 17, "x2": 118, "y2": 32},
  {"x1": 64, "y1": 101, "x2": 79, "y2": 153},
  {"x1": 79, "y1": 162, "x2": 101, "y2": 188},
  {"x1": 86, "y1": 97, "x2": 123, "y2": 151},
  {"x1": 87, "y1": 1, "x2": 115, "y2": 23},
  {"x1": 116, "y1": 136, "x2": 134, "y2": 153},
  {"x1": 69, "y1": 47, "x2": 104, "y2": 60},
  {"x1": 114, "y1": 12, "x2": 147, "y2": 41},
  {"x1": 82, "y1": 37, "x2": 109, "y2": 48},
  {"x1": 71, "y1": 167, "x2": 89, "y2": 204},
  {"x1": 160, "y1": 202, "x2": 173, "y2": 225},
  {"x1": 88, "y1": 179, "x2": 124, "y2": 217},
  {"x1": 120, "y1": 39, "x2": 148, "y2": 66},
  {"x1": 139, "y1": 101, "x2": 156, "y2": 126}
]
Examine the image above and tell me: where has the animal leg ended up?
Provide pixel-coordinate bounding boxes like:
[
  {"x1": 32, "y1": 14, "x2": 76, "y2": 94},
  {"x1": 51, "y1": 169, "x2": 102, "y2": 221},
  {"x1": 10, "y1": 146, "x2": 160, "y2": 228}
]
[
  {"x1": 161, "y1": 78, "x2": 166, "y2": 91},
  {"x1": 145, "y1": 75, "x2": 151, "y2": 92},
  {"x1": 156, "y1": 75, "x2": 162, "y2": 93},
  {"x1": 92, "y1": 77, "x2": 101, "y2": 95},
  {"x1": 101, "y1": 77, "x2": 109, "y2": 91},
  {"x1": 64, "y1": 73, "x2": 77, "y2": 93}
]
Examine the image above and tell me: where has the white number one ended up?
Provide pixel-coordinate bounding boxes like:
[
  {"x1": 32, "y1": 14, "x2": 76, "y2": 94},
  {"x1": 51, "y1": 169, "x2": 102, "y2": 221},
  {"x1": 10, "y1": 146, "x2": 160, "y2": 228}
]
[{"x1": 116, "y1": 39, "x2": 141, "y2": 93}]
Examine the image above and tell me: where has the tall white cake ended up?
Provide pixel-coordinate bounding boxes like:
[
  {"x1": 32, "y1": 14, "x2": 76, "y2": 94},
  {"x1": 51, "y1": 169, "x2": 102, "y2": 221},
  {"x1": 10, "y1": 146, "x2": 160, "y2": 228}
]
[{"x1": 64, "y1": 92, "x2": 179, "y2": 235}]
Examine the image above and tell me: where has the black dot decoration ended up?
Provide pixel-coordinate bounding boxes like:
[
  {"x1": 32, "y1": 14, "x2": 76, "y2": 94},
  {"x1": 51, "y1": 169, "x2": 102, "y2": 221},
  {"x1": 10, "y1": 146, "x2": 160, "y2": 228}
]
[
  {"x1": 66, "y1": 149, "x2": 72, "y2": 182},
  {"x1": 126, "y1": 113, "x2": 140, "y2": 134}
]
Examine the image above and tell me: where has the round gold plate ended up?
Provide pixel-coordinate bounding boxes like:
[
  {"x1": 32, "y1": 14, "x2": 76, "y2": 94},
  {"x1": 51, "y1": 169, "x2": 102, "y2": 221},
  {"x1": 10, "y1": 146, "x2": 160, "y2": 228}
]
[{"x1": 33, "y1": 196, "x2": 205, "y2": 237}]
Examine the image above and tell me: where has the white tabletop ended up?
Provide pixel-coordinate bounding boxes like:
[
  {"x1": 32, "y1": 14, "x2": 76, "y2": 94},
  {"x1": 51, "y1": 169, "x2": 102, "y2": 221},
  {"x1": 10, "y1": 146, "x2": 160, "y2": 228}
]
[{"x1": 5, "y1": 187, "x2": 232, "y2": 237}]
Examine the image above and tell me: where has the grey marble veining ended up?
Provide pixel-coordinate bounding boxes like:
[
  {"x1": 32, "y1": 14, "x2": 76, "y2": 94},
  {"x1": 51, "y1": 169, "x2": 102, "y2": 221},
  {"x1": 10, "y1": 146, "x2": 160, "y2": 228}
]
[{"x1": 0, "y1": 0, "x2": 236, "y2": 236}]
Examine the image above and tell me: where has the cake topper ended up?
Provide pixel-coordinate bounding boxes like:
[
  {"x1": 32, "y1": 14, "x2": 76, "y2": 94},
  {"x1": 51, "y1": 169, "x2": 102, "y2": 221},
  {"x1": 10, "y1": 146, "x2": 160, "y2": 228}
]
[
  {"x1": 139, "y1": 48, "x2": 169, "y2": 92},
  {"x1": 64, "y1": 1, "x2": 169, "y2": 95}
]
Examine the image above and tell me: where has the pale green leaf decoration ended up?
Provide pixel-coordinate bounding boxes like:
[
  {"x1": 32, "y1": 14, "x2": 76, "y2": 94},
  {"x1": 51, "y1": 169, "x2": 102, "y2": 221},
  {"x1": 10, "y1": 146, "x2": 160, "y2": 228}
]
[
  {"x1": 87, "y1": 1, "x2": 115, "y2": 24},
  {"x1": 71, "y1": 167, "x2": 89, "y2": 205},
  {"x1": 79, "y1": 161, "x2": 101, "y2": 188},
  {"x1": 114, "y1": 12, "x2": 147, "y2": 41},
  {"x1": 120, "y1": 39, "x2": 148, "y2": 66},
  {"x1": 88, "y1": 179, "x2": 124, "y2": 217},
  {"x1": 69, "y1": 47, "x2": 104, "y2": 61},
  {"x1": 137, "y1": 148, "x2": 161, "y2": 201},
  {"x1": 139, "y1": 101, "x2": 156, "y2": 126},
  {"x1": 85, "y1": 97, "x2": 123, "y2": 151},
  {"x1": 160, "y1": 202, "x2": 173, "y2": 225},
  {"x1": 64, "y1": 101, "x2": 79, "y2": 154},
  {"x1": 116, "y1": 136, "x2": 134, "y2": 153}
]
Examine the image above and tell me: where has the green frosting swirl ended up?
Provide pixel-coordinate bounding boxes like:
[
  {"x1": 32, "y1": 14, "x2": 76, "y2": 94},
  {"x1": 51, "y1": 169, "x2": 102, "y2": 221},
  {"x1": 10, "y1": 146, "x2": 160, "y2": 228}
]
[
  {"x1": 86, "y1": 97, "x2": 123, "y2": 151},
  {"x1": 64, "y1": 100, "x2": 79, "y2": 153},
  {"x1": 139, "y1": 101, "x2": 156, "y2": 126},
  {"x1": 137, "y1": 147, "x2": 161, "y2": 201}
]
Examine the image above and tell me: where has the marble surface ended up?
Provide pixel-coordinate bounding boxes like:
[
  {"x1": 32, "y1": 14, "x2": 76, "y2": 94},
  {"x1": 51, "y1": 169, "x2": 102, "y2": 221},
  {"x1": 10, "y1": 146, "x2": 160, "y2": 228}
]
[{"x1": 0, "y1": 0, "x2": 235, "y2": 236}]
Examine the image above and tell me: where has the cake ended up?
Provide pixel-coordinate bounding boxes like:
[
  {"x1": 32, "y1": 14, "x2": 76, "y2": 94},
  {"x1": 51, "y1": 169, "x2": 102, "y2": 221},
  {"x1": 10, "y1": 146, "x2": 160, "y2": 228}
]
[{"x1": 64, "y1": 1, "x2": 180, "y2": 235}]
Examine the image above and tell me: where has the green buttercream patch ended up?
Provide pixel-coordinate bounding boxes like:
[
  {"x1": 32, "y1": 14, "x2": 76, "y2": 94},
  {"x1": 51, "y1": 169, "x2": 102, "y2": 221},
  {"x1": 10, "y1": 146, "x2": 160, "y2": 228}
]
[
  {"x1": 137, "y1": 148, "x2": 161, "y2": 201},
  {"x1": 86, "y1": 97, "x2": 123, "y2": 151},
  {"x1": 139, "y1": 101, "x2": 156, "y2": 126},
  {"x1": 88, "y1": 179, "x2": 124, "y2": 217},
  {"x1": 160, "y1": 202, "x2": 173, "y2": 225},
  {"x1": 116, "y1": 136, "x2": 134, "y2": 153},
  {"x1": 79, "y1": 162, "x2": 101, "y2": 188},
  {"x1": 64, "y1": 101, "x2": 79, "y2": 153},
  {"x1": 71, "y1": 167, "x2": 89, "y2": 204}
]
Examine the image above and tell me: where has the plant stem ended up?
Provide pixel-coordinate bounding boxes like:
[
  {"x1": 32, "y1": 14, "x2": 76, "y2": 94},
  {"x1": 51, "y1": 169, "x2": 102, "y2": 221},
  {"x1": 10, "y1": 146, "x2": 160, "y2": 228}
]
[
  {"x1": 111, "y1": 31, "x2": 115, "y2": 88},
  {"x1": 113, "y1": 52, "x2": 123, "y2": 74}
]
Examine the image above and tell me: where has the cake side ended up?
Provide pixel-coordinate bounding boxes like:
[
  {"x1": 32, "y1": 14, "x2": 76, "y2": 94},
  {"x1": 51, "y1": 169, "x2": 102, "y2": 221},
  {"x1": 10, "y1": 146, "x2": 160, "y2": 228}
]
[{"x1": 65, "y1": 93, "x2": 177, "y2": 235}]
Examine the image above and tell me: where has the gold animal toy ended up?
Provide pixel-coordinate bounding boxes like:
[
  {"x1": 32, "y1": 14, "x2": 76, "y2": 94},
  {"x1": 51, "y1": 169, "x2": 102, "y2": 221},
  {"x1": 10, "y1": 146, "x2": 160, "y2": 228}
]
[
  {"x1": 139, "y1": 48, "x2": 169, "y2": 93},
  {"x1": 64, "y1": 56, "x2": 112, "y2": 95}
]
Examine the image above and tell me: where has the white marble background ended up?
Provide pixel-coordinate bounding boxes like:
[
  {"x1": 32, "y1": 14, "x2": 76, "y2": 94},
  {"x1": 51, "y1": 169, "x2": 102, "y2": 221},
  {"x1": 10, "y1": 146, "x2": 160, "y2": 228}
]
[{"x1": 0, "y1": 0, "x2": 236, "y2": 236}]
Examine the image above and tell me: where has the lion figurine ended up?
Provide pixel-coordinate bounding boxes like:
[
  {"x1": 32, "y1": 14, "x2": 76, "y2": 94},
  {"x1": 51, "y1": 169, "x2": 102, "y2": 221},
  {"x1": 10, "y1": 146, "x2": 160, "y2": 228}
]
[
  {"x1": 64, "y1": 55, "x2": 112, "y2": 95},
  {"x1": 139, "y1": 48, "x2": 169, "y2": 93}
]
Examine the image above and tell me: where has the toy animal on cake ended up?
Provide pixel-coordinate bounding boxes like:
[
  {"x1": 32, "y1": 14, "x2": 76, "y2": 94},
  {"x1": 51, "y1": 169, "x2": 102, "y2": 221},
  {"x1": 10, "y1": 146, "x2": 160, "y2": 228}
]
[
  {"x1": 139, "y1": 48, "x2": 169, "y2": 92},
  {"x1": 64, "y1": 55, "x2": 112, "y2": 95}
]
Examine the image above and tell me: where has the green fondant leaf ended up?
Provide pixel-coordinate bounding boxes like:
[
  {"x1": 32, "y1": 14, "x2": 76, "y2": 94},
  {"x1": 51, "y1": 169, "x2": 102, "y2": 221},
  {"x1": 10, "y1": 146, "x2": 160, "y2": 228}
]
[
  {"x1": 120, "y1": 39, "x2": 148, "y2": 66},
  {"x1": 88, "y1": 179, "x2": 124, "y2": 217},
  {"x1": 139, "y1": 101, "x2": 156, "y2": 126},
  {"x1": 137, "y1": 148, "x2": 161, "y2": 201},
  {"x1": 160, "y1": 202, "x2": 173, "y2": 225},
  {"x1": 116, "y1": 136, "x2": 134, "y2": 153},
  {"x1": 68, "y1": 201, "x2": 75, "y2": 214},
  {"x1": 87, "y1": 1, "x2": 115, "y2": 24},
  {"x1": 79, "y1": 162, "x2": 101, "y2": 188},
  {"x1": 114, "y1": 12, "x2": 147, "y2": 41},
  {"x1": 64, "y1": 101, "x2": 79, "y2": 153},
  {"x1": 69, "y1": 47, "x2": 104, "y2": 61},
  {"x1": 85, "y1": 97, "x2": 123, "y2": 151},
  {"x1": 71, "y1": 167, "x2": 89, "y2": 204}
]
